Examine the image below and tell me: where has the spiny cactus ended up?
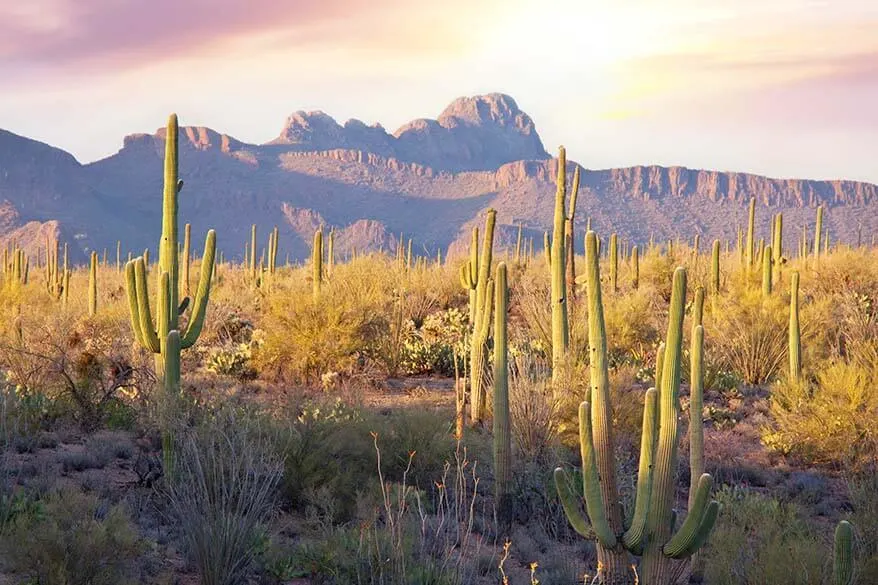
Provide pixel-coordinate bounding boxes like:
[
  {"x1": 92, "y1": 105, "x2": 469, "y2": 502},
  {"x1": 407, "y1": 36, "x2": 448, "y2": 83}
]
[
  {"x1": 125, "y1": 113, "x2": 217, "y2": 382},
  {"x1": 182, "y1": 223, "x2": 191, "y2": 297},
  {"x1": 609, "y1": 233, "x2": 618, "y2": 293},
  {"x1": 789, "y1": 271, "x2": 802, "y2": 383},
  {"x1": 326, "y1": 227, "x2": 334, "y2": 277},
  {"x1": 746, "y1": 197, "x2": 756, "y2": 268},
  {"x1": 464, "y1": 209, "x2": 496, "y2": 424},
  {"x1": 492, "y1": 262, "x2": 511, "y2": 530},
  {"x1": 772, "y1": 213, "x2": 783, "y2": 282},
  {"x1": 555, "y1": 237, "x2": 718, "y2": 584},
  {"x1": 116, "y1": 241, "x2": 122, "y2": 273},
  {"x1": 762, "y1": 245, "x2": 773, "y2": 295},
  {"x1": 459, "y1": 226, "x2": 479, "y2": 323},
  {"x1": 834, "y1": 520, "x2": 854, "y2": 585},
  {"x1": 632, "y1": 245, "x2": 640, "y2": 290},
  {"x1": 312, "y1": 228, "x2": 323, "y2": 300},
  {"x1": 514, "y1": 223, "x2": 523, "y2": 266},
  {"x1": 88, "y1": 251, "x2": 97, "y2": 317},
  {"x1": 814, "y1": 205, "x2": 824, "y2": 261},
  {"x1": 548, "y1": 147, "x2": 570, "y2": 384},
  {"x1": 565, "y1": 165, "x2": 581, "y2": 297}
]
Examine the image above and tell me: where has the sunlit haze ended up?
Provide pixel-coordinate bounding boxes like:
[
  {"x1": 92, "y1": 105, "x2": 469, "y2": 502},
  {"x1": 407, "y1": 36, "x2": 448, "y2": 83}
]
[{"x1": 1, "y1": 0, "x2": 876, "y2": 182}]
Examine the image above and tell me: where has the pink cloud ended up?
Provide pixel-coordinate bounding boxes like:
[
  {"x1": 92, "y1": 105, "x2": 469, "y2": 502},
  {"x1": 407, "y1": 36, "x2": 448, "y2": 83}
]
[{"x1": 0, "y1": 0, "x2": 449, "y2": 72}]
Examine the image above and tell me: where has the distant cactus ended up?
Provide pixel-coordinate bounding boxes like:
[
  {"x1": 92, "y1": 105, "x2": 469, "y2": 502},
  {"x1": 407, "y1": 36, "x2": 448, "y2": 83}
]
[
  {"x1": 514, "y1": 223, "x2": 523, "y2": 266},
  {"x1": 88, "y1": 251, "x2": 97, "y2": 317},
  {"x1": 312, "y1": 229, "x2": 323, "y2": 300},
  {"x1": 632, "y1": 245, "x2": 639, "y2": 289},
  {"x1": 789, "y1": 271, "x2": 802, "y2": 382},
  {"x1": 814, "y1": 205, "x2": 824, "y2": 261},
  {"x1": 762, "y1": 245, "x2": 773, "y2": 295},
  {"x1": 746, "y1": 197, "x2": 756, "y2": 268},
  {"x1": 772, "y1": 213, "x2": 783, "y2": 282},
  {"x1": 609, "y1": 233, "x2": 618, "y2": 292},
  {"x1": 711, "y1": 239, "x2": 721, "y2": 295}
]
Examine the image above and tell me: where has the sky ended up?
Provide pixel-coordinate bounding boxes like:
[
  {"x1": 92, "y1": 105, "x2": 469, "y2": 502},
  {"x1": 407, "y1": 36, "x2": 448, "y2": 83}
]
[{"x1": 1, "y1": 0, "x2": 877, "y2": 183}]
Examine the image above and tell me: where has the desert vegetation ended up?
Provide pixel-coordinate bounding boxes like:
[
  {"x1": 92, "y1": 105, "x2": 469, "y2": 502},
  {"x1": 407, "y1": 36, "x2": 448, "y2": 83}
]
[{"x1": 0, "y1": 116, "x2": 874, "y2": 585}]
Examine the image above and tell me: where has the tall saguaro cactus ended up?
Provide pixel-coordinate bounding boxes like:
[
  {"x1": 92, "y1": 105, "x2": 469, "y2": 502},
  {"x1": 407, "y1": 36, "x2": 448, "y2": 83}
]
[
  {"x1": 564, "y1": 166, "x2": 581, "y2": 297},
  {"x1": 711, "y1": 240, "x2": 721, "y2": 295},
  {"x1": 492, "y1": 262, "x2": 511, "y2": 529},
  {"x1": 125, "y1": 113, "x2": 217, "y2": 382},
  {"x1": 609, "y1": 233, "x2": 618, "y2": 292},
  {"x1": 555, "y1": 243, "x2": 718, "y2": 584},
  {"x1": 462, "y1": 209, "x2": 496, "y2": 424},
  {"x1": 631, "y1": 245, "x2": 640, "y2": 290},
  {"x1": 772, "y1": 213, "x2": 783, "y2": 281},
  {"x1": 762, "y1": 245, "x2": 773, "y2": 295},
  {"x1": 549, "y1": 147, "x2": 569, "y2": 384},
  {"x1": 312, "y1": 229, "x2": 323, "y2": 301}
]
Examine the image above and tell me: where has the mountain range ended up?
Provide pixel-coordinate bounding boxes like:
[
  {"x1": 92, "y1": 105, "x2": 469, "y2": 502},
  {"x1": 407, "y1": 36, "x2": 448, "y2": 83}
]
[{"x1": 0, "y1": 93, "x2": 875, "y2": 264}]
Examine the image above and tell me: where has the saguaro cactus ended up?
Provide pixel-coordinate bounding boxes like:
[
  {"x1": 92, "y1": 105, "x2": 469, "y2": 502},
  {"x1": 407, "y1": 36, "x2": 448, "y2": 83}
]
[
  {"x1": 814, "y1": 205, "x2": 824, "y2": 261},
  {"x1": 492, "y1": 262, "x2": 511, "y2": 529},
  {"x1": 88, "y1": 251, "x2": 98, "y2": 317},
  {"x1": 548, "y1": 147, "x2": 569, "y2": 384},
  {"x1": 125, "y1": 113, "x2": 217, "y2": 382},
  {"x1": 711, "y1": 239, "x2": 721, "y2": 295},
  {"x1": 746, "y1": 198, "x2": 756, "y2": 268},
  {"x1": 466, "y1": 210, "x2": 496, "y2": 424},
  {"x1": 312, "y1": 229, "x2": 323, "y2": 300},
  {"x1": 555, "y1": 243, "x2": 718, "y2": 584},
  {"x1": 789, "y1": 271, "x2": 802, "y2": 382},
  {"x1": 834, "y1": 520, "x2": 854, "y2": 585},
  {"x1": 565, "y1": 166, "x2": 581, "y2": 297},
  {"x1": 762, "y1": 245, "x2": 773, "y2": 295},
  {"x1": 459, "y1": 226, "x2": 479, "y2": 323},
  {"x1": 772, "y1": 213, "x2": 783, "y2": 281},
  {"x1": 632, "y1": 245, "x2": 640, "y2": 290},
  {"x1": 182, "y1": 223, "x2": 191, "y2": 297},
  {"x1": 609, "y1": 233, "x2": 618, "y2": 292},
  {"x1": 514, "y1": 223, "x2": 523, "y2": 265}
]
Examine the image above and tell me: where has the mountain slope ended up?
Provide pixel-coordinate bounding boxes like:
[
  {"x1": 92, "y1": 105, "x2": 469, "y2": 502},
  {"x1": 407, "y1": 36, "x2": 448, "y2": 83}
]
[{"x1": 0, "y1": 93, "x2": 875, "y2": 264}]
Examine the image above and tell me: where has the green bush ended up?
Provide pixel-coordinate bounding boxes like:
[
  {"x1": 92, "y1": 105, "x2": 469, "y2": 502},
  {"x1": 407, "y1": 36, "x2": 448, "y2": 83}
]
[
  {"x1": 702, "y1": 485, "x2": 829, "y2": 585},
  {"x1": 0, "y1": 488, "x2": 142, "y2": 585}
]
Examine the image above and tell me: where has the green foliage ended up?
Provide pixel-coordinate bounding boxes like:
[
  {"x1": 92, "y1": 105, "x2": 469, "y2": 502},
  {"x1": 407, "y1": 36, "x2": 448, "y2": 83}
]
[
  {"x1": 0, "y1": 488, "x2": 142, "y2": 585},
  {"x1": 702, "y1": 485, "x2": 828, "y2": 585}
]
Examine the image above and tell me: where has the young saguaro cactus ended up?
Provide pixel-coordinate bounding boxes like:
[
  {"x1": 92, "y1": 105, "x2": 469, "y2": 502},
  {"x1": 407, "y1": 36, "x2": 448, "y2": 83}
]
[
  {"x1": 125, "y1": 114, "x2": 217, "y2": 382},
  {"x1": 631, "y1": 244, "x2": 640, "y2": 290},
  {"x1": 555, "y1": 237, "x2": 719, "y2": 584},
  {"x1": 711, "y1": 239, "x2": 721, "y2": 296},
  {"x1": 814, "y1": 205, "x2": 824, "y2": 261},
  {"x1": 762, "y1": 245, "x2": 773, "y2": 295},
  {"x1": 834, "y1": 520, "x2": 854, "y2": 585}
]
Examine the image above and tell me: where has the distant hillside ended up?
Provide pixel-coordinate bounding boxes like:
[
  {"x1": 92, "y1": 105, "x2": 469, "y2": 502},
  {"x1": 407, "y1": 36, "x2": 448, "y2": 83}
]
[{"x1": 0, "y1": 93, "x2": 875, "y2": 264}]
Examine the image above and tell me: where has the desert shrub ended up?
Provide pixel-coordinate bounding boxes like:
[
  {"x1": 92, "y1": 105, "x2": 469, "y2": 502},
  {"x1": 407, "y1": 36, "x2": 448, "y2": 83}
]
[
  {"x1": 848, "y1": 468, "x2": 878, "y2": 583},
  {"x1": 165, "y1": 423, "x2": 282, "y2": 585},
  {"x1": 763, "y1": 360, "x2": 878, "y2": 467},
  {"x1": 255, "y1": 287, "x2": 381, "y2": 383},
  {"x1": 603, "y1": 286, "x2": 662, "y2": 367},
  {"x1": 278, "y1": 399, "x2": 456, "y2": 525},
  {"x1": 711, "y1": 285, "x2": 788, "y2": 384},
  {"x1": 702, "y1": 485, "x2": 829, "y2": 585},
  {"x1": 0, "y1": 487, "x2": 142, "y2": 585}
]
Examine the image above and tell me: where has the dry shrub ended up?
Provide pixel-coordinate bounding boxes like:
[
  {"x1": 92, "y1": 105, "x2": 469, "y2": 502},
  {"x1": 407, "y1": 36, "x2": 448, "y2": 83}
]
[{"x1": 711, "y1": 284, "x2": 788, "y2": 385}]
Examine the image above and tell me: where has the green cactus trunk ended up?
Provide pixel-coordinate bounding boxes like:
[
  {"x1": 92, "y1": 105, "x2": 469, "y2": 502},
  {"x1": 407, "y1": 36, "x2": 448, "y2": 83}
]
[
  {"x1": 492, "y1": 262, "x2": 511, "y2": 531},
  {"x1": 746, "y1": 198, "x2": 756, "y2": 268},
  {"x1": 550, "y1": 147, "x2": 569, "y2": 384},
  {"x1": 125, "y1": 114, "x2": 217, "y2": 386},
  {"x1": 814, "y1": 205, "x2": 823, "y2": 262},
  {"x1": 312, "y1": 229, "x2": 323, "y2": 301},
  {"x1": 772, "y1": 213, "x2": 783, "y2": 282},
  {"x1": 711, "y1": 239, "x2": 721, "y2": 295},
  {"x1": 88, "y1": 251, "x2": 98, "y2": 317},
  {"x1": 182, "y1": 223, "x2": 191, "y2": 297},
  {"x1": 632, "y1": 245, "x2": 639, "y2": 289},
  {"x1": 515, "y1": 223, "x2": 523, "y2": 265},
  {"x1": 834, "y1": 520, "x2": 853, "y2": 585},
  {"x1": 609, "y1": 233, "x2": 618, "y2": 292},
  {"x1": 469, "y1": 209, "x2": 496, "y2": 424},
  {"x1": 789, "y1": 272, "x2": 802, "y2": 383},
  {"x1": 327, "y1": 228, "x2": 334, "y2": 277},
  {"x1": 762, "y1": 245, "x2": 773, "y2": 295},
  {"x1": 565, "y1": 166, "x2": 580, "y2": 299}
]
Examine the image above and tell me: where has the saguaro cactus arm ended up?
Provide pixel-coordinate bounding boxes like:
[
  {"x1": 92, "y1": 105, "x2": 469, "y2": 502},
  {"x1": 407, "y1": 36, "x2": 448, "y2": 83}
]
[
  {"x1": 622, "y1": 387, "x2": 657, "y2": 553},
  {"x1": 181, "y1": 229, "x2": 216, "y2": 348}
]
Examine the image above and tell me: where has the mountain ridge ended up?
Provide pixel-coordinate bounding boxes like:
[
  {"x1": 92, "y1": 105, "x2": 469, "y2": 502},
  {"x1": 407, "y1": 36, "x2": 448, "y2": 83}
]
[{"x1": 0, "y1": 92, "x2": 875, "y2": 263}]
